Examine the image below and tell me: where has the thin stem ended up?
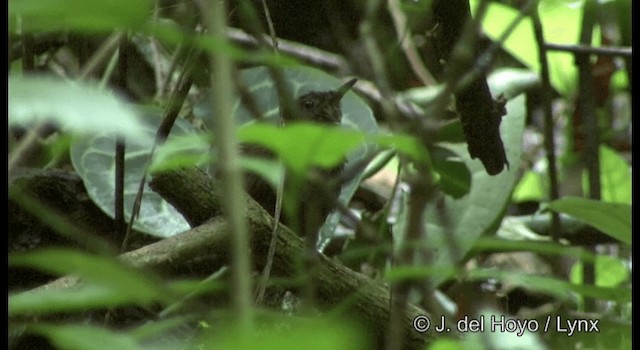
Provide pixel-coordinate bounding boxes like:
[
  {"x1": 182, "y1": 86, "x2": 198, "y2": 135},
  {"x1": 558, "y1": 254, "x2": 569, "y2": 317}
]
[
  {"x1": 205, "y1": 0, "x2": 253, "y2": 331},
  {"x1": 544, "y1": 43, "x2": 632, "y2": 57},
  {"x1": 387, "y1": 0, "x2": 436, "y2": 86},
  {"x1": 531, "y1": 7, "x2": 561, "y2": 241},
  {"x1": 260, "y1": 0, "x2": 278, "y2": 51},
  {"x1": 235, "y1": 0, "x2": 284, "y2": 305},
  {"x1": 576, "y1": 0, "x2": 599, "y2": 312},
  {"x1": 115, "y1": 35, "x2": 128, "y2": 247}
]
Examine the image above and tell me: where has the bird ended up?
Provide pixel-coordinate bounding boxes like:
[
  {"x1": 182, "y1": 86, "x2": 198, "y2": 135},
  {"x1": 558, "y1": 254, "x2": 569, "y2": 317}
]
[
  {"x1": 243, "y1": 78, "x2": 357, "y2": 240},
  {"x1": 243, "y1": 78, "x2": 357, "y2": 305}
]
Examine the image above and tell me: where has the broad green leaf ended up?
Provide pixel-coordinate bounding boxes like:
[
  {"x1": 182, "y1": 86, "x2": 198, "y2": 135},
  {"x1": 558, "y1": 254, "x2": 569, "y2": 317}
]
[
  {"x1": 10, "y1": 279, "x2": 225, "y2": 316},
  {"x1": 9, "y1": 249, "x2": 169, "y2": 304},
  {"x1": 376, "y1": 133, "x2": 431, "y2": 165},
  {"x1": 150, "y1": 133, "x2": 213, "y2": 173},
  {"x1": 10, "y1": 285, "x2": 151, "y2": 315},
  {"x1": 545, "y1": 197, "x2": 631, "y2": 245},
  {"x1": 473, "y1": 237, "x2": 596, "y2": 264},
  {"x1": 423, "y1": 94, "x2": 527, "y2": 286},
  {"x1": 10, "y1": 0, "x2": 151, "y2": 33},
  {"x1": 70, "y1": 110, "x2": 195, "y2": 237},
  {"x1": 30, "y1": 324, "x2": 139, "y2": 350},
  {"x1": 237, "y1": 122, "x2": 431, "y2": 174},
  {"x1": 431, "y1": 146, "x2": 471, "y2": 199},
  {"x1": 9, "y1": 75, "x2": 148, "y2": 141},
  {"x1": 486, "y1": 68, "x2": 540, "y2": 100},
  {"x1": 200, "y1": 318, "x2": 369, "y2": 350},
  {"x1": 237, "y1": 123, "x2": 366, "y2": 175}
]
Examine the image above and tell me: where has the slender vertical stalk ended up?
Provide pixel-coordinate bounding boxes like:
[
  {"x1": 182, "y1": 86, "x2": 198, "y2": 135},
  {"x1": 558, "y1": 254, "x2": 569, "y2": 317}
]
[
  {"x1": 530, "y1": 7, "x2": 561, "y2": 241},
  {"x1": 115, "y1": 35, "x2": 128, "y2": 247},
  {"x1": 204, "y1": 0, "x2": 253, "y2": 331},
  {"x1": 576, "y1": 0, "x2": 599, "y2": 312}
]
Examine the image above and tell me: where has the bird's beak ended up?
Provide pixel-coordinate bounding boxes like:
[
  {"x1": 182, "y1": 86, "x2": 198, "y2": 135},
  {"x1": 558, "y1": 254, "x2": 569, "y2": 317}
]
[{"x1": 333, "y1": 78, "x2": 357, "y2": 102}]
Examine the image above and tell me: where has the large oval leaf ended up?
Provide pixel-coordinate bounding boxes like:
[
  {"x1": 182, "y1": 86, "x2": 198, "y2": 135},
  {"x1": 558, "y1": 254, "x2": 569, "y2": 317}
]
[
  {"x1": 9, "y1": 75, "x2": 149, "y2": 141},
  {"x1": 545, "y1": 197, "x2": 631, "y2": 245},
  {"x1": 416, "y1": 94, "x2": 526, "y2": 286},
  {"x1": 70, "y1": 111, "x2": 195, "y2": 237}
]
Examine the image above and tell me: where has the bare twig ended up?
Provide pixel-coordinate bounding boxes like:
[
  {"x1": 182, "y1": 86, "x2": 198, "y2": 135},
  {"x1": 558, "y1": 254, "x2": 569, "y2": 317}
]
[
  {"x1": 122, "y1": 49, "x2": 197, "y2": 251},
  {"x1": 387, "y1": 0, "x2": 436, "y2": 86},
  {"x1": 544, "y1": 43, "x2": 632, "y2": 57},
  {"x1": 78, "y1": 32, "x2": 124, "y2": 81},
  {"x1": 226, "y1": 28, "x2": 349, "y2": 73},
  {"x1": 260, "y1": 0, "x2": 278, "y2": 51}
]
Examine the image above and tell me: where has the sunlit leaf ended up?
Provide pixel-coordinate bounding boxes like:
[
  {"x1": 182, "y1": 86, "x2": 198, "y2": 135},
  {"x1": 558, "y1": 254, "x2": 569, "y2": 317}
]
[
  {"x1": 9, "y1": 75, "x2": 148, "y2": 141},
  {"x1": 10, "y1": 0, "x2": 151, "y2": 33},
  {"x1": 545, "y1": 197, "x2": 631, "y2": 245},
  {"x1": 30, "y1": 324, "x2": 139, "y2": 350},
  {"x1": 10, "y1": 285, "x2": 150, "y2": 315},
  {"x1": 9, "y1": 249, "x2": 170, "y2": 305},
  {"x1": 200, "y1": 318, "x2": 369, "y2": 350}
]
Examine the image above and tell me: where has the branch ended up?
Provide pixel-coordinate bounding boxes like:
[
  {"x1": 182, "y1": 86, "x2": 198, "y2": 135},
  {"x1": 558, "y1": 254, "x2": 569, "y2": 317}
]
[
  {"x1": 226, "y1": 28, "x2": 349, "y2": 73},
  {"x1": 149, "y1": 167, "x2": 436, "y2": 349},
  {"x1": 544, "y1": 43, "x2": 632, "y2": 57}
]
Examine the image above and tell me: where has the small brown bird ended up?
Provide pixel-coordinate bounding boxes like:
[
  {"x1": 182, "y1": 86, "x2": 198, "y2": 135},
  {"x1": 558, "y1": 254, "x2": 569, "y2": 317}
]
[{"x1": 243, "y1": 79, "x2": 357, "y2": 239}]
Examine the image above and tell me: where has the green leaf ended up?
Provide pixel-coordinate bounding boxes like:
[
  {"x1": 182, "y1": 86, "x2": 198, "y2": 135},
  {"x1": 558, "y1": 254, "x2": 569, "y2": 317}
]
[
  {"x1": 238, "y1": 122, "x2": 431, "y2": 175},
  {"x1": 545, "y1": 197, "x2": 631, "y2": 245},
  {"x1": 423, "y1": 94, "x2": 527, "y2": 286},
  {"x1": 9, "y1": 285, "x2": 150, "y2": 316},
  {"x1": 70, "y1": 110, "x2": 195, "y2": 237},
  {"x1": 150, "y1": 133, "x2": 213, "y2": 173},
  {"x1": 238, "y1": 123, "x2": 367, "y2": 175},
  {"x1": 375, "y1": 133, "x2": 431, "y2": 165},
  {"x1": 10, "y1": 279, "x2": 224, "y2": 316},
  {"x1": 9, "y1": 75, "x2": 148, "y2": 141},
  {"x1": 30, "y1": 324, "x2": 139, "y2": 350},
  {"x1": 201, "y1": 318, "x2": 369, "y2": 350},
  {"x1": 487, "y1": 68, "x2": 540, "y2": 99},
  {"x1": 9, "y1": 249, "x2": 170, "y2": 304},
  {"x1": 431, "y1": 146, "x2": 471, "y2": 199},
  {"x1": 10, "y1": 0, "x2": 151, "y2": 33}
]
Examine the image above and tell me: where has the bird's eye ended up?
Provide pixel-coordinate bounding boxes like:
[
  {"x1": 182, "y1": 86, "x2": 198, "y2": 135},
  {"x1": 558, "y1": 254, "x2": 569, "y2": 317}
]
[{"x1": 302, "y1": 99, "x2": 315, "y2": 110}]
